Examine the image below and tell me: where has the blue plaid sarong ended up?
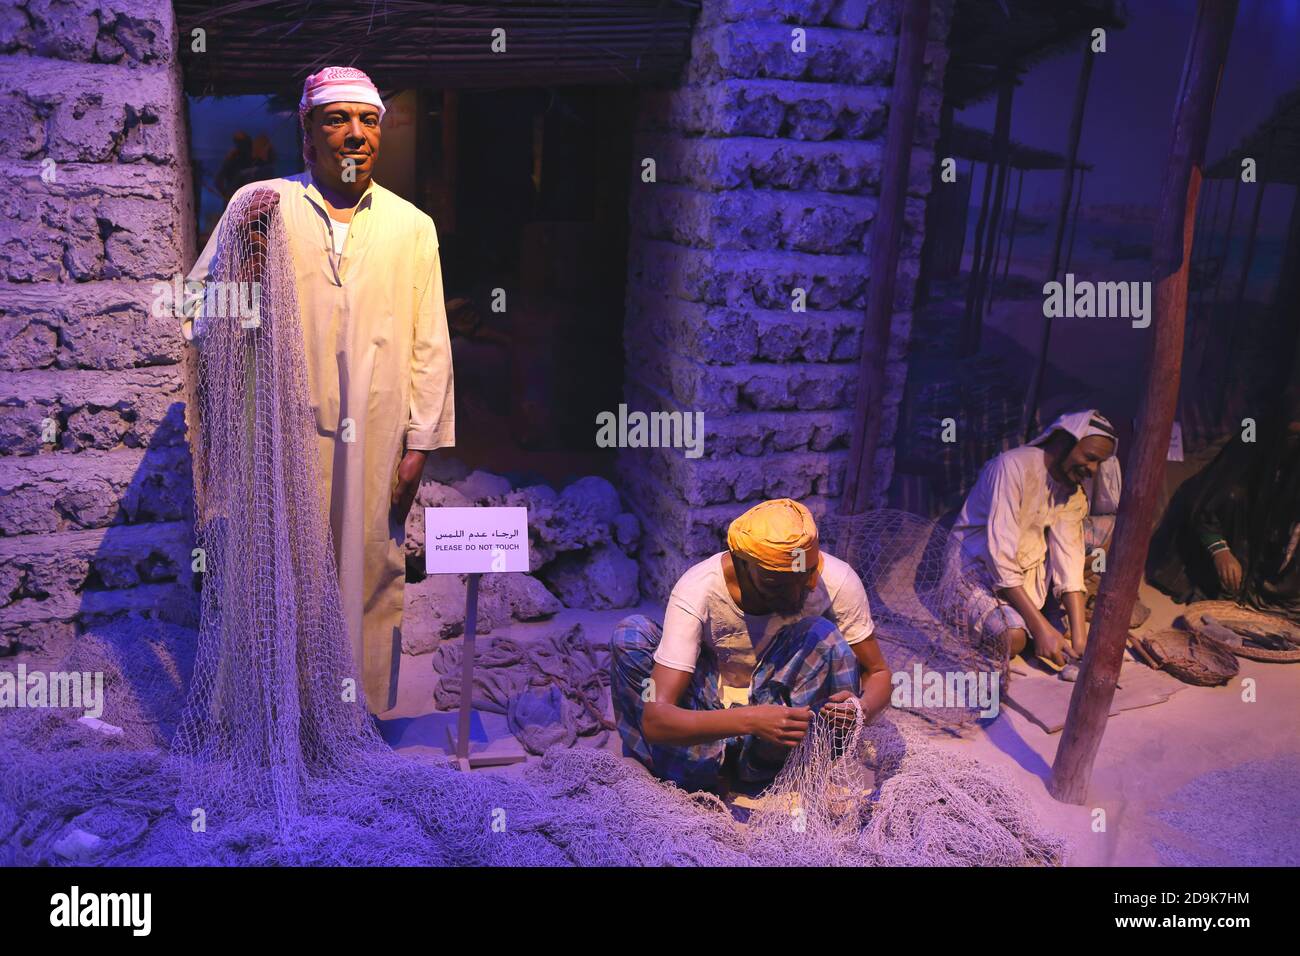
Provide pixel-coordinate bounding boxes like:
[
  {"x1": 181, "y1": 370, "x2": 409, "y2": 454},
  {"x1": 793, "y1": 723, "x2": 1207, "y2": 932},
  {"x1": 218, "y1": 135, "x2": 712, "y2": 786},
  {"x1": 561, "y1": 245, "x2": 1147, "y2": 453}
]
[{"x1": 609, "y1": 614, "x2": 860, "y2": 792}]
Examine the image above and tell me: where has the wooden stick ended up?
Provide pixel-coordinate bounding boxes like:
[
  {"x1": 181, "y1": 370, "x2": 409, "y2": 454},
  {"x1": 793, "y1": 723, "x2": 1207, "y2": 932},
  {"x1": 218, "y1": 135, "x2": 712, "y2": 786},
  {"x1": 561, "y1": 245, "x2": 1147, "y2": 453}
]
[
  {"x1": 1000, "y1": 167, "x2": 1025, "y2": 283},
  {"x1": 960, "y1": 150, "x2": 996, "y2": 355},
  {"x1": 1049, "y1": 0, "x2": 1238, "y2": 805},
  {"x1": 839, "y1": 0, "x2": 932, "y2": 515},
  {"x1": 971, "y1": 73, "x2": 1015, "y2": 339},
  {"x1": 1021, "y1": 45, "x2": 1095, "y2": 441},
  {"x1": 1062, "y1": 168, "x2": 1087, "y2": 275}
]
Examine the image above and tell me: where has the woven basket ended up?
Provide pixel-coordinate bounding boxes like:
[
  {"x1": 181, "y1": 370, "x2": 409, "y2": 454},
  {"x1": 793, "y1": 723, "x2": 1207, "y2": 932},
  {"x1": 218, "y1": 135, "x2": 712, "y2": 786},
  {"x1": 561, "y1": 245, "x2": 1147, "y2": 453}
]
[
  {"x1": 1182, "y1": 601, "x2": 1300, "y2": 663},
  {"x1": 1140, "y1": 628, "x2": 1240, "y2": 686}
]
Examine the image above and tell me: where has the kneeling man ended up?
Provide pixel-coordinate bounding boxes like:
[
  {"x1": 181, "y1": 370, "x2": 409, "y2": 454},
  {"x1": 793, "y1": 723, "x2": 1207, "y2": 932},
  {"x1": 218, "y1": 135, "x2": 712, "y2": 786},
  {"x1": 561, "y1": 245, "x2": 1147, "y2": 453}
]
[
  {"x1": 951, "y1": 410, "x2": 1118, "y2": 667},
  {"x1": 610, "y1": 498, "x2": 891, "y2": 793}
]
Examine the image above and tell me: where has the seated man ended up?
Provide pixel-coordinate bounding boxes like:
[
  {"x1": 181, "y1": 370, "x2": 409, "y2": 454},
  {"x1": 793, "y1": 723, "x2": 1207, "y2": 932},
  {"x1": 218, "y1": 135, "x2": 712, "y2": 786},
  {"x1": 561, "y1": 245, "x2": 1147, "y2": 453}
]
[
  {"x1": 950, "y1": 410, "x2": 1119, "y2": 667},
  {"x1": 1149, "y1": 389, "x2": 1300, "y2": 622},
  {"x1": 609, "y1": 498, "x2": 891, "y2": 793}
]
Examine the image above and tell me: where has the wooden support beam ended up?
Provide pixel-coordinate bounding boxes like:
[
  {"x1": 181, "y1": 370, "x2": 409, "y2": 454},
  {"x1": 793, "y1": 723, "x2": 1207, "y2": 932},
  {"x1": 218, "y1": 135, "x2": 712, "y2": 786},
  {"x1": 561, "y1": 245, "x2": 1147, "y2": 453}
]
[
  {"x1": 1231, "y1": 178, "x2": 1268, "y2": 313},
  {"x1": 839, "y1": 0, "x2": 932, "y2": 515},
  {"x1": 1211, "y1": 176, "x2": 1241, "y2": 305},
  {"x1": 1062, "y1": 167, "x2": 1088, "y2": 275},
  {"x1": 1179, "y1": 175, "x2": 1221, "y2": 441},
  {"x1": 1200, "y1": 178, "x2": 1223, "y2": 270},
  {"x1": 985, "y1": 178, "x2": 1007, "y2": 306},
  {"x1": 1021, "y1": 45, "x2": 1095, "y2": 440},
  {"x1": 963, "y1": 72, "x2": 1014, "y2": 353},
  {"x1": 1220, "y1": 130, "x2": 1275, "y2": 429},
  {"x1": 961, "y1": 158, "x2": 996, "y2": 353},
  {"x1": 1049, "y1": 0, "x2": 1238, "y2": 805},
  {"x1": 982, "y1": 87, "x2": 1017, "y2": 319},
  {"x1": 917, "y1": 100, "x2": 956, "y2": 307},
  {"x1": 1187, "y1": 178, "x2": 1218, "y2": 329},
  {"x1": 1000, "y1": 167, "x2": 1025, "y2": 283}
]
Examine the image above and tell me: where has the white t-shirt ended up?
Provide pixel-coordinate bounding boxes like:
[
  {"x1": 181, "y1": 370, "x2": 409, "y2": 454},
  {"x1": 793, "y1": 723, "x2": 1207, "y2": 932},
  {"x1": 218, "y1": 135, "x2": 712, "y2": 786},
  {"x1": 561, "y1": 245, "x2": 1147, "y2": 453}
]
[
  {"x1": 329, "y1": 217, "x2": 350, "y2": 255},
  {"x1": 653, "y1": 551, "x2": 874, "y2": 701}
]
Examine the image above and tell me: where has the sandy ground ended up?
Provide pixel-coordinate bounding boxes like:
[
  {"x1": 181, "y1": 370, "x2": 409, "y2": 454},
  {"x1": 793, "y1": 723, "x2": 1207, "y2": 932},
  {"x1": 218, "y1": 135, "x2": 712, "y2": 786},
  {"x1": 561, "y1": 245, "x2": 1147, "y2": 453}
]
[{"x1": 379, "y1": 581, "x2": 1300, "y2": 867}]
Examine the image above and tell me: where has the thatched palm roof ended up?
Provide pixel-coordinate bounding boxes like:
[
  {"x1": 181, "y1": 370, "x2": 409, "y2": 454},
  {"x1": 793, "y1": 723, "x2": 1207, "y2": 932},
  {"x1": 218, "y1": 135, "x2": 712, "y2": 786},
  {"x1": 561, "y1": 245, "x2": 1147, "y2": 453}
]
[
  {"x1": 945, "y1": 0, "x2": 1128, "y2": 108},
  {"x1": 949, "y1": 122, "x2": 1092, "y2": 171},
  {"x1": 1206, "y1": 87, "x2": 1300, "y2": 185},
  {"x1": 175, "y1": 0, "x2": 701, "y2": 95}
]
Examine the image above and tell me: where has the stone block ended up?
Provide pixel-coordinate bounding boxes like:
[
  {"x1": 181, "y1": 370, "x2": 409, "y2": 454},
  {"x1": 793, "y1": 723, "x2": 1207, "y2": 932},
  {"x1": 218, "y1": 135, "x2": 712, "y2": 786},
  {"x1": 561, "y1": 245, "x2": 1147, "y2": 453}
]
[
  {"x1": 0, "y1": 445, "x2": 191, "y2": 535},
  {"x1": 0, "y1": 280, "x2": 186, "y2": 371},
  {"x1": 0, "y1": 367, "x2": 186, "y2": 455},
  {"x1": 0, "y1": 162, "x2": 187, "y2": 282}
]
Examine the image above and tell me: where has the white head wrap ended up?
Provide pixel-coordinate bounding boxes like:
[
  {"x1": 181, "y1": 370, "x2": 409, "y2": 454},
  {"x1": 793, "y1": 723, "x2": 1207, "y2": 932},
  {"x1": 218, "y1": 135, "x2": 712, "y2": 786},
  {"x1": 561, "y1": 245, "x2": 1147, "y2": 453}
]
[
  {"x1": 1029, "y1": 409, "x2": 1118, "y2": 456},
  {"x1": 297, "y1": 66, "x2": 385, "y2": 166}
]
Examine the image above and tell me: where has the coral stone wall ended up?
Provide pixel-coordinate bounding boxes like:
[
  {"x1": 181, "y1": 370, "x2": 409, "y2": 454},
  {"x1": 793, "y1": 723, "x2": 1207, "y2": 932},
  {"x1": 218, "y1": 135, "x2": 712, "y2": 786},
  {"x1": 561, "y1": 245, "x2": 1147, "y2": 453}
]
[
  {"x1": 619, "y1": 0, "x2": 954, "y2": 599},
  {"x1": 0, "y1": 0, "x2": 196, "y2": 657}
]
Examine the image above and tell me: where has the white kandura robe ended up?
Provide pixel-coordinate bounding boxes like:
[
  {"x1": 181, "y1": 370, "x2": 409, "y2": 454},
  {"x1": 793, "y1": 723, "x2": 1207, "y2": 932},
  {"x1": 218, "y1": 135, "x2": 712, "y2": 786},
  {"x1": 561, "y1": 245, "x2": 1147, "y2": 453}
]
[
  {"x1": 951, "y1": 444, "x2": 1089, "y2": 608},
  {"x1": 183, "y1": 173, "x2": 455, "y2": 713}
]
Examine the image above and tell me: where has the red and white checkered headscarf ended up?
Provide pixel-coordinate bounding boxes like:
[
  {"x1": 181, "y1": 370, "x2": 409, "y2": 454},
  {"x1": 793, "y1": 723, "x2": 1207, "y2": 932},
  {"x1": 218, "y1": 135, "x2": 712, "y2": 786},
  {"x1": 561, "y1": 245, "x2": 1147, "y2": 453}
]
[{"x1": 298, "y1": 66, "x2": 385, "y2": 167}]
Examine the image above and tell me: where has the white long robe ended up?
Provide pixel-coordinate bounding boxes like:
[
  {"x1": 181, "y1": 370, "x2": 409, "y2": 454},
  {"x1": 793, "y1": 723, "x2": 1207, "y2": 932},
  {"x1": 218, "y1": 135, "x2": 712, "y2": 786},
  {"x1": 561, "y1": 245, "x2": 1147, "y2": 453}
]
[
  {"x1": 183, "y1": 172, "x2": 455, "y2": 713},
  {"x1": 951, "y1": 445, "x2": 1088, "y2": 609}
]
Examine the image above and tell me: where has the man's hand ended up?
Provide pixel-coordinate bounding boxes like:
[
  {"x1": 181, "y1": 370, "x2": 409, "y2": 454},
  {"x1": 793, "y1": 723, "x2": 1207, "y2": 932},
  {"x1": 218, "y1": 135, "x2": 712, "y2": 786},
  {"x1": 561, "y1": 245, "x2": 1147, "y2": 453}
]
[
  {"x1": 238, "y1": 188, "x2": 280, "y2": 283},
  {"x1": 745, "y1": 704, "x2": 812, "y2": 748},
  {"x1": 390, "y1": 448, "x2": 428, "y2": 525},
  {"x1": 241, "y1": 187, "x2": 280, "y2": 226},
  {"x1": 1031, "y1": 622, "x2": 1071, "y2": 667},
  {"x1": 819, "y1": 690, "x2": 862, "y2": 721},
  {"x1": 1213, "y1": 549, "x2": 1244, "y2": 595},
  {"x1": 1069, "y1": 627, "x2": 1088, "y2": 659}
]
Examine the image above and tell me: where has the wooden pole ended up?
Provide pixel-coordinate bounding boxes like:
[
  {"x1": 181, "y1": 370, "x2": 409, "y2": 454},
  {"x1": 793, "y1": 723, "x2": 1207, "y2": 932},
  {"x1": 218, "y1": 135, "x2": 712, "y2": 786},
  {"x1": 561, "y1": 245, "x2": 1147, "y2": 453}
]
[
  {"x1": 1000, "y1": 167, "x2": 1025, "y2": 282},
  {"x1": 1231, "y1": 177, "x2": 1267, "y2": 313},
  {"x1": 1211, "y1": 175, "x2": 1240, "y2": 304},
  {"x1": 1221, "y1": 130, "x2": 1274, "y2": 429},
  {"x1": 961, "y1": 157, "x2": 996, "y2": 353},
  {"x1": 839, "y1": 0, "x2": 932, "y2": 515},
  {"x1": 964, "y1": 72, "x2": 1014, "y2": 353},
  {"x1": 1178, "y1": 176, "x2": 1219, "y2": 442},
  {"x1": 985, "y1": 173, "x2": 1007, "y2": 305},
  {"x1": 1200, "y1": 178, "x2": 1223, "y2": 272},
  {"x1": 1021, "y1": 46, "x2": 1095, "y2": 441},
  {"x1": 917, "y1": 100, "x2": 955, "y2": 307},
  {"x1": 1062, "y1": 167, "x2": 1088, "y2": 275},
  {"x1": 980, "y1": 78, "x2": 1016, "y2": 322},
  {"x1": 1049, "y1": 0, "x2": 1237, "y2": 805}
]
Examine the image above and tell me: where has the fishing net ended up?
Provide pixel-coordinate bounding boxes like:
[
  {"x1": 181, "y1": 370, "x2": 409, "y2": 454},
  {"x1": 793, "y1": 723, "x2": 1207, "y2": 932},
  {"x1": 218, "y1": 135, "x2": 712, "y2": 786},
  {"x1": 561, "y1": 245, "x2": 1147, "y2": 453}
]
[
  {"x1": 0, "y1": 192, "x2": 1066, "y2": 867},
  {"x1": 822, "y1": 509, "x2": 1008, "y2": 725}
]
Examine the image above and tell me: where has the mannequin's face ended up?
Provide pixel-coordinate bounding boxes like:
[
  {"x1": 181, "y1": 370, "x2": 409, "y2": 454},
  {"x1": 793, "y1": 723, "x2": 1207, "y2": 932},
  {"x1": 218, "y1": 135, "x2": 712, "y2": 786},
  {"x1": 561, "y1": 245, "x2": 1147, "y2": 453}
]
[
  {"x1": 733, "y1": 553, "x2": 816, "y2": 615},
  {"x1": 307, "y1": 101, "x2": 381, "y2": 186},
  {"x1": 1060, "y1": 435, "x2": 1116, "y2": 486}
]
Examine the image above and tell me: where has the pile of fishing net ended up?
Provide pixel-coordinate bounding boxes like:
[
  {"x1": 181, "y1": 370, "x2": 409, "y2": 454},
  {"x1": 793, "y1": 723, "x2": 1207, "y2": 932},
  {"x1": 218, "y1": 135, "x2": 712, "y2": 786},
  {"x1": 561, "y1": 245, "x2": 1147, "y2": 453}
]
[
  {"x1": 0, "y1": 192, "x2": 1067, "y2": 867},
  {"x1": 430, "y1": 623, "x2": 614, "y2": 754},
  {"x1": 0, "y1": 685, "x2": 1067, "y2": 866}
]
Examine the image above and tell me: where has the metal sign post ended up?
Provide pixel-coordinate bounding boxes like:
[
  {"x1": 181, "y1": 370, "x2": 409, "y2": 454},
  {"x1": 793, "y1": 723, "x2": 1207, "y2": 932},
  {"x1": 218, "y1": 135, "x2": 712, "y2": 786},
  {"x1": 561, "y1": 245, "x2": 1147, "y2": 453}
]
[
  {"x1": 426, "y1": 506, "x2": 530, "y2": 771},
  {"x1": 453, "y1": 572, "x2": 483, "y2": 771}
]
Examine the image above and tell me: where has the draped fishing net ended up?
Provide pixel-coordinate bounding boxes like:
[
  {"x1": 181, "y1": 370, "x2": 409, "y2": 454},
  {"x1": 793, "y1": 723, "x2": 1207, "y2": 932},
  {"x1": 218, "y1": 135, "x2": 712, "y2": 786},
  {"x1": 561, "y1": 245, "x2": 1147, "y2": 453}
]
[
  {"x1": 822, "y1": 509, "x2": 1010, "y2": 726},
  {"x1": 0, "y1": 193, "x2": 1065, "y2": 867}
]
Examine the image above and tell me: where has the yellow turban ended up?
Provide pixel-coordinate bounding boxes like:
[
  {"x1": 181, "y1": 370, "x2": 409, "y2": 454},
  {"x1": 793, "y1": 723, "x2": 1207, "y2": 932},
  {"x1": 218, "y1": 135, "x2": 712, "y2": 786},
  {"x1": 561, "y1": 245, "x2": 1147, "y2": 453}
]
[{"x1": 726, "y1": 498, "x2": 823, "y2": 585}]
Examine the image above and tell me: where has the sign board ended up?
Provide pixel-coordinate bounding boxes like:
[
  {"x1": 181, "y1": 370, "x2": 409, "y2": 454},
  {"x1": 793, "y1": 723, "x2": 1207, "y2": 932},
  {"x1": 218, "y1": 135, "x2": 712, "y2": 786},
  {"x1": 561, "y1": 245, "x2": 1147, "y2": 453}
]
[{"x1": 424, "y1": 506, "x2": 530, "y2": 574}]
